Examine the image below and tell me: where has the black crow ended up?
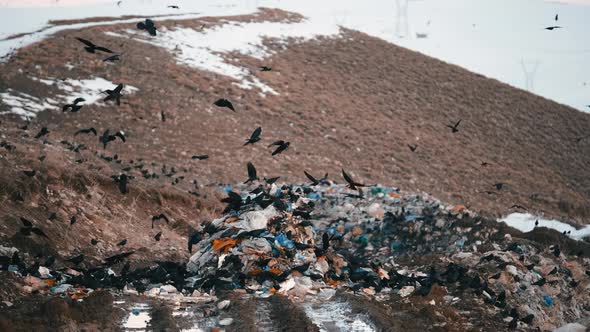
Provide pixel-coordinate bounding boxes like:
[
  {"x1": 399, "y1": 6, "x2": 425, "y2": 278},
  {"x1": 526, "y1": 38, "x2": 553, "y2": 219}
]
[
  {"x1": 103, "y1": 54, "x2": 122, "y2": 62},
  {"x1": 213, "y1": 98, "x2": 235, "y2": 112},
  {"x1": 260, "y1": 66, "x2": 272, "y2": 71},
  {"x1": 75, "y1": 127, "x2": 97, "y2": 136},
  {"x1": 168, "y1": 5, "x2": 179, "y2": 9},
  {"x1": 555, "y1": 14, "x2": 558, "y2": 21},
  {"x1": 99, "y1": 129, "x2": 126, "y2": 148},
  {"x1": 23, "y1": 170, "x2": 36, "y2": 177},
  {"x1": 31, "y1": 227, "x2": 48, "y2": 238},
  {"x1": 244, "y1": 127, "x2": 262, "y2": 145},
  {"x1": 154, "y1": 232, "x2": 162, "y2": 241},
  {"x1": 269, "y1": 140, "x2": 290, "y2": 156},
  {"x1": 545, "y1": 26, "x2": 562, "y2": 30},
  {"x1": 152, "y1": 213, "x2": 170, "y2": 228},
  {"x1": 304, "y1": 171, "x2": 320, "y2": 185},
  {"x1": 75, "y1": 37, "x2": 114, "y2": 54},
  {"x1": 191, "y1": 155, "x2": 209, "y2": 160},
  {"x1": 137, "y1": 19, "x2": 157, "y2": 36},
  {"x1": 34, "y1": 127, "x2": 49, "y2": 139},
  {"x1": 66, "y1": 254, "x2": 84, "y2": 265},
  {"x1": 408, "y1": 144, "x2": 417, "y2": 152},
  {"x1": 102, "y1": 83, "x2": 124, "y2": 105},
  {"x1": 70, "y1": 216, "x2": 77, "y2": 225},
  {"x1": 446, "y1": 119, "x2": 461, "y2": 133},
  {"x1": 342, "y1": 169, "x2": 366, "y2": 190},
  {"x1": 117, "y1": 239, "x2": 127, "y2": 246},
  {"x1": 111, "y1": 174, "x2": 130, "y2": 194},
  {"x1": 494, "y1": 182, "x2": 504, "y2": 190},
  {"x1": 20, "y1": 217, "x2": 33, "y2": 228},
  {"x1": 265, "y1": 176, "x2": 280, "y2": 184},
  {"x1": 91, "y1": 239, "x2": 99, "y2": 245},
  {"x1": 244, "y1": 162, "x2": 258, "y2": 184},
  {"x1": 188, "y1": 233, "x2": 202, "y2": 253},
  {"x1": 62, "y1": 97, "x2": 85, "y2": 112}
]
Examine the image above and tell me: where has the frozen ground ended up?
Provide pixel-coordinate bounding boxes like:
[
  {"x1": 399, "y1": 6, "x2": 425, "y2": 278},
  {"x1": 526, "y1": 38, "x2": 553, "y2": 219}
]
[
  {"x1": 499, "y1": 212, "x2": 590, "y2": 240},
  {"x1": 0, "y1": 77, "x2": 138, "y2": 118},
  {"x1": 0, "y1": 0, "x2": 589, "y2": 111}
]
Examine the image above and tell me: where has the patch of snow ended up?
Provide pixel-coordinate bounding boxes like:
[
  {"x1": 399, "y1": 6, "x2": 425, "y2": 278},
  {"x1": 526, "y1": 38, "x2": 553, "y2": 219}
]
[
  {"x1": 0, "y1": 89, "x2": 57, "y2": 118},
  {"x1": 122, "y1": 304, "x2": 151, "y2": 330},
  {"x1": 498, "y1": 213, "x2": 590, "y2": 240},
  {"x1": 106, "y1": 18, "x2": 341, "y2": 95},
  {"x1": 1, "y1": 77, "x2": 138, "y2": 119}
]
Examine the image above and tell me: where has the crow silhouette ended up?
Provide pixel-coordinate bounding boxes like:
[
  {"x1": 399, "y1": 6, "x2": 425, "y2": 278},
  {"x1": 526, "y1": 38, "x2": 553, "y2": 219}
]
[
  {"x1": 75, "y1": 127, "x2": 97, "y2": 136},
  {"x1": 111, "y1": 174, "x2": 130, "y2": 194},
  {"x1": 99, "y1": 129, "x2": 126, "y2": 148},
  {"x1": 152, "y1": 213, "x2": 170, "y2": 228},
  {"x1": 545, "y1": 26, "x2": 562, "y2": 30},
  {"x1": 269, "y1": 140, "x2": 290, "y2": 156},
  {"x1": 75, "y1": 37, "x2": 113, "y2": 54},
  {"x1": 265, "y1": 176, "x2": 280, "y2": 184},
  {"x1": 102, "y1": 83, "x2": 124, "y2": 105},
  {"x1": 213, "y1": 98, "x2": 235, "y2": 111},
  {"x1": 20, "y1": 217, "x2": 33, "y2": 228},
  {"x1": 408, "y1": 144, "x2": 417, "y2": 152},
  {"x1": 137, "y1": 19, "x2": 157, "y2": 36},
  {"x1": 188, "y1": 233, "x2": 202, "y2": 253},
  {"x1": 260, "y1": 66, "x2": 272, "y2": 71},
  {"x1": 191, "y1": 155, "x2": 209, "y2": 160},
  {"x1": 494, "y1": 182, "x2": 504, "y2": 190},
  {"x1": 62, "y1": 97, "x2": 85, "y2": 112},
  {"x1": 244, "y1": 162, "x2": 258, "y2": 184},
  {"x1": 103, "y1": 54, "x2": 122, "y2": 62},
  {"x1": 342, "y1": 169, "x2": 366, "y2": 190},
  {"x1": 168, "y1": 5, "x2": 179, "y2": 9},
  {"x1": 23, "y1": 170, "x2": 36, "y2": 177},
  {"x1": 446, "y1": 120, "x2": 461, "y2": 133},
  {"x1": 555, "y1": 14, "x2": 559, "y2": 21},
  {"x1": 154, "y1": 232, "x2": 162, "y2": 241},
  {"x1": 304, "y1": 171, "x2": 328, "y2": 186},
  {"x1": 35, "y1": 127, "x2": 49, "y2": 139},
  {"x1": 244, "y1": 127, "x2": 262, "y2": 145},
  {"x1": 117, "y1": 239, "x2": 127, "y2": 246}
]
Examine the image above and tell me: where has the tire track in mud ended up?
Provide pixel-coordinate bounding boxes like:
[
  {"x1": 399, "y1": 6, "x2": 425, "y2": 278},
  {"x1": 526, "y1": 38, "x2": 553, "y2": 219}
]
[{"x1": 255, "y1": 300, "x2": 278, "y2": 332}]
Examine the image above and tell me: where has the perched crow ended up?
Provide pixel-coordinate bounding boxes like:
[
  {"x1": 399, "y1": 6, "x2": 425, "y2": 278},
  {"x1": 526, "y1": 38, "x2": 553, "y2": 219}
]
[
  {"x1": 408, "y1": 144, "x2": 417, "y2": 152},
  {"x1": 20, "y1": 217, "x2": 33, "y2": 228},
  {"x1": 152, "y1": 213, "x2": 170, "y2": 228},
  {"x1": 191, "y1": 155, "x2": 209, "y2": 160},
  {"x1": 154, "y1": 232, "x2": 162, "y2": 241},
  {"x1": 494, "y1": 182, "x2": 504, "y2": 190},
  {"x1": 244, "y1": 127, "x2": 262, "y2": 145},
  {"x1": 91, "y1": 239, "x2": 99, "y2": 245},
  {"x1": 213, "y1": 98, "x2": 235, "y2": 112},
  {"x1": 269, "y1": 140, "x2": 290, "y2": 156},
  {"x1": 66, "y1": 254, "x2": 84, "y2": 265},
  {"x1": 188, "y1": 233, "x2": 202, "y2": 253},
  {"x1": 75, "y1": 37, "x2": 113, "y2": 54},
  {"x1": 342, "y1": 169, "x2": 366, "y2": 190},
  {"x1": 35, "y1": 127, "x2": 49, "y2": 139},
  {"x1": 555, "y1": 14, "x2": 559, "y2": 21},
  {"x1": 111, "y1": 174, "x2": 130, "y2": 194},
  {"x1": 23, "y1": 170, "x2": 36, "y2": 177},
  {"x1": 446, "y1": 120, "x2": 462, "y2": 133},
  {"x1": 102, "y1": 83, "x2": 124, "y2": 106},
  {"x1": 260, "y1": 66, "x2": 272, "y2": 71},
  {"x1": 137, "y1": 19, "x2": 157, "y2": 36},
  {"x1": 70, "y1": 216, "x2": 77, "y2": 225},
  {"x1": 117, "y1": 239, "x2": 127, "y2": 246},
  {"x1": 244, "y1": 162, "x2": 258, "y2": 184},
  {"x1": 75, "y1": 127, "x2": 97, "y2": 136}
]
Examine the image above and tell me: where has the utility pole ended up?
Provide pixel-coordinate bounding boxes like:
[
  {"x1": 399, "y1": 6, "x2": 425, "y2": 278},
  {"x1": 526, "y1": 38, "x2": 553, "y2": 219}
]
[{"x1": 520, "y1": 59, "x2": 540, "y2": 92}]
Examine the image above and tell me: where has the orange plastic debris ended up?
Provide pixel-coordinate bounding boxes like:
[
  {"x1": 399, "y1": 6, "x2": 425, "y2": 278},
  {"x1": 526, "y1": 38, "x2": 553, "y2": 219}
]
[
  {"x1": 387, "y1": 192, "x2": 401, "y2": 199},
  {"x1": 451, "y1": 205, "x2": 467, "y2": 214},
  {"x1": 43, "y1": 279, "x2": 57, "y2": 287},
  {"x1": 212, "y1": 238, "x2": 238, "y2": 253},
  {"x1": 269, "y1": 268, "x2": 282, "y2": 275}
]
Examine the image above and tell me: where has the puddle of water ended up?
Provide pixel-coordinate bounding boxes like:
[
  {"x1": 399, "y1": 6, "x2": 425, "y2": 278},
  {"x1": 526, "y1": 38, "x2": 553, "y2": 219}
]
[{"x1": 303, "y1": 300, "x2": 376, "y2": 332}]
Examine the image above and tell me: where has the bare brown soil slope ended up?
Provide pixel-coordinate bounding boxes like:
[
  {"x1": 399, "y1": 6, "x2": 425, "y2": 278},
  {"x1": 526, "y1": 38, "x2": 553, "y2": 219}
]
[
  {"x1": 0, "y1": 8, "x2": 589, "y2": 266},
  {"x1": 3, "y1": 9, "x2": 589, "y2": 226}
]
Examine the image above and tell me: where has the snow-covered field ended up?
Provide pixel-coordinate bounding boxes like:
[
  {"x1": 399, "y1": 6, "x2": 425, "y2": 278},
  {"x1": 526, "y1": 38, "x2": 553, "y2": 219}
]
[
  {"x1": 0, "y1": 77, "x2": 138, "y2": 118},
  {"x1": 499, "y1": 213, "x2": 590, "y2": 240},
  {"x1": 0, "y1": 0, "x2": 589, "y2": 111}
]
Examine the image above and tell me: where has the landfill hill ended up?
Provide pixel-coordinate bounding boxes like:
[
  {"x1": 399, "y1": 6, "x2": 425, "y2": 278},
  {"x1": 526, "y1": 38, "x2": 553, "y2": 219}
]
[{"x1": 0, "y1": 8, "x2": 589, "y2": 332}]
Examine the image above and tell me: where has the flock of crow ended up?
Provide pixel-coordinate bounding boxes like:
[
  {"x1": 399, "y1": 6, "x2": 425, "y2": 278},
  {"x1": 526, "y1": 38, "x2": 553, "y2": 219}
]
[{"x1": 7, "y1": 5, "x2": 588, "y2": 269}]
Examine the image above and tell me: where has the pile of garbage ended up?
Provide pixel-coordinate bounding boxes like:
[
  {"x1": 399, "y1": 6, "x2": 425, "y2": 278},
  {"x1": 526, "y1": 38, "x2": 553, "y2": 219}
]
[
  {"x1": 185, "y1": 181, "x2": 590, "y2": 329},
  {"x1": 2, "y1": 180, "x2": 589, "y2": 329}
]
